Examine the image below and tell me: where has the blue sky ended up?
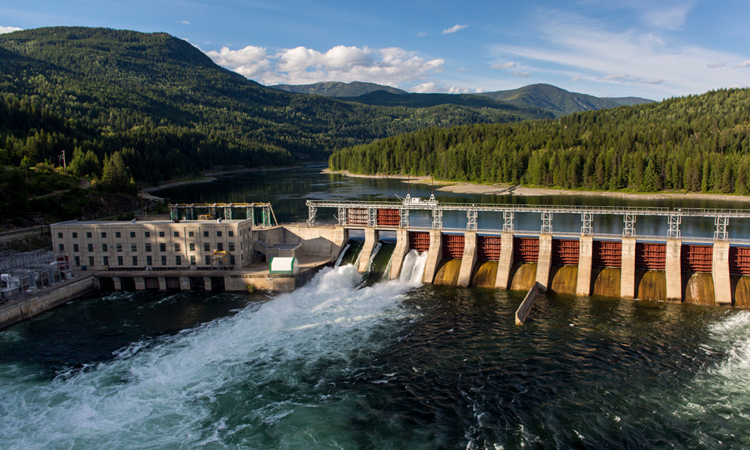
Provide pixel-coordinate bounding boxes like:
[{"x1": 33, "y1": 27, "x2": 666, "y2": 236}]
[{"x1": 2, "y1": 0, "x2": 749, "y2": 99}]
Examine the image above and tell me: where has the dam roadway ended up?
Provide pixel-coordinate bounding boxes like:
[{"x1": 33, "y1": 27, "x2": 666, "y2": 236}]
[{"x1": 303, "y1": 198, "x2": 750, "y2": 306}]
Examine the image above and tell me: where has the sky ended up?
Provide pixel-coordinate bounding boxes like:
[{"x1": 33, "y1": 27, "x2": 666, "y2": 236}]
[{"x1": 1, "y1": 0, "x2": 749, "y2": 100}]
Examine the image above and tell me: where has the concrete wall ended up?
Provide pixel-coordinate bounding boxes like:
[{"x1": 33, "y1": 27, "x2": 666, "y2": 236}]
[
  {"x1": 666, "y1": 239, "x2": 682, "y2": 302},
  {"x1": 536, "y1": 234, "x2": 553, "y2": 292},
  {"x1": 712, "y1": 241, "x2": 732, "y2": 305},
  {"x1": 357, "y1": 228, "x2": 379, "y2": 273},
  {"x1": 620, "y1": 238, "x2": 637, "y2": 299},
  {"x1": 0, "y1": 275, "x2": 96, "y2": 330},
  {"x1": 495, "y1": 233, "x2": 514, "y2": 290},
  {"x1": 457, "y1": 231, "x2": 477, "y2": 287},
  {"x1": 423, "y1": 230, "x2": 444, "y2": 284},
  {"x1": 282, "y1": 225, "x2": 347, "y2": 261},
  {"x1": 576, "y1": 236, "x2": 593, "y2": 296},
  {"x1": 389, "y1": 229, "x2": 410, "y2": 280}
]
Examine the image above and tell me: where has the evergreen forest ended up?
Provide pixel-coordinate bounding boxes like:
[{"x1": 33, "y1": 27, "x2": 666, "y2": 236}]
[{"x1": 329, "y1": 88, "x2": 750, "y2": 194}]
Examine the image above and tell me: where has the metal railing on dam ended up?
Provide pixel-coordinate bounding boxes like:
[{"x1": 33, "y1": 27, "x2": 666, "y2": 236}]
[{"x1": 305, "y1": 197, "x2": 750, "y2": 242}]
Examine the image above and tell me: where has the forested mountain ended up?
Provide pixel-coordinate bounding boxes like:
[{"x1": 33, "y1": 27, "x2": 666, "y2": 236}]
[
  {"x1": 603, "y1": 97, "x2": 655, "y2": 106},
  {"x1": 477, "y1": 84, "x2": 649, "y2": 116},
  {"x1": 0, "y1": 26, "x2": 546, "y2": 186},
  {"x1": 336, "y1": 91, "x2": 551, "y2": 120},
  {"x1": 329, "y1": 88, "x2": 750, "y2": 194},
  {"x1": 271, "y1": 81, "x2": 407, "y2": 97}
]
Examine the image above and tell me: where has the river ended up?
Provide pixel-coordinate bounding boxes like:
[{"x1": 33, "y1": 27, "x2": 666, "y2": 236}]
[{"x1": 2, "y1": 166, "x2": 750, "y2": 449}]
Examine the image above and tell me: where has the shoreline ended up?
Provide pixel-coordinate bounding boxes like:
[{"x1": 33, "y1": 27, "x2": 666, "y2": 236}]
[
  {"x1": 323, "y1": 169, "x2": 750, "y2": 203},
  {"x1": 143, "y1": 165, "x2": 310, "y2": 193}
]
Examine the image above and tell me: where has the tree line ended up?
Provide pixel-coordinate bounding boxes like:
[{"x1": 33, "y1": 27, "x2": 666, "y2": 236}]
[{"x1": 329, "y1": 88, "x2": 750, "y2": 194}]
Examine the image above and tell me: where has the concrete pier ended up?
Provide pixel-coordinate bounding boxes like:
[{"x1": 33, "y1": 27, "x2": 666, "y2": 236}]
[
  {"x1": 135, "y1": 277, "x2": 146, "y2": 290},
  {"x1": 666, "y1": 239, "x2": 682, "y2": 302},
  {"x1": 357, "y1": 228, "x2": 379, "y2": 273},
  {"x1": 495, "y1": 233, "x2": 514, "y2": 290},
  {"x1": 576, "y1": 236, "x2": 594, "y2": 296},
  {"x1": 712, "y1": 241, "x2": 732, "y2": 305},
  {"x1": 457, "y1": 231, "x2": 477, "y2": 287},
  {"x1": 620, "y1": 238, "x2": 637, "y2": 299},
  {"x1": 536, "y1": 234, "x2": 553, "y2": 292},
  {"x1": 423, "y1": 230, "x2": 443, "y2": 284},
  {"x1": 389, "y1": 229, "x2": 410, "y2": 280}
]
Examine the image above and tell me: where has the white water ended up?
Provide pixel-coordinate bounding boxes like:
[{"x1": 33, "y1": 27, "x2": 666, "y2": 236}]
[
  {"x1": 334, "y1": 243, "x2": 350, "y2": 267},
  {"x1": 364, "y1": 242, "x2": 382, "y2": 274},
  {"x1": 0, "y1": 254, "x2": 428, "y2": 450},
  {"x1": 398, "y1": 249, "x2": 428, "y2": 283},
  {"x1": 675, "y1": 311, "x2": 750, "y2": 447}
]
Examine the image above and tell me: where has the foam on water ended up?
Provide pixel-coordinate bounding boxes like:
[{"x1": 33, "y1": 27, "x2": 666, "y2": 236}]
[
  {"x1": 0, "y1": 255, "x2": 428, "y2": 450},
  {"x1": 334, "y1": 243, "x2": 350, "y2": 267}
]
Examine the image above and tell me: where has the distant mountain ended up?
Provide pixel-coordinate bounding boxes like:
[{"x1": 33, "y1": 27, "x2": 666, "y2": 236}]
[
  {"x1": 271, "y1": 81, "x2": 408, "y2": 97},
  {"x1": 477, "y1": 84, "x2": 625, "y2": 116},
  {"x1": 337, "y1": 90, "x2": 551, "y2": 120},
  {"x1": 603, "y1": 97, "x2": 655, "y2": 106}
]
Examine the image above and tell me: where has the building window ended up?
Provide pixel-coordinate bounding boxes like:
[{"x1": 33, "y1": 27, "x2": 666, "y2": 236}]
[
  {"x1": 174, "y1": 231, "x2": 180, "y2": 237},
  {"x1": 217, "y1": 231, "x2": 222, "y2": 237},
  {"x1": 147, "y1": 256, "x2": 152, "y2": 266},
  {"x1": 73, "y1": 244, "x2": 79, "y2": 252},
  {"x1": 217, "y1": 243, "x2": 223, "y2": 251},
  {"x1": 190, "y1": 255, "x2": 196, "y2": 265},
  {"x1": 160, "y1": 243, "x2": 166, "y2": 252},
  {"x1": 117, "y1": 256, "x2": 123, "y2": 266},
  {"x1": 145, "y1": 231, "x2": 150, "y2": 238},
  {"x1": 228, "y1": 231, "x2": 234, "y2": 237},
  {"x1": 57, "y1": 232, "x2": 63, "y2": 238},
  {"x1": 188, "y1": 231, "x2": 194, "y2": 237},
  {"x1": 176, "y1": 255, "x2": 182, "y2": 265},
  {"x1": 116, "y1": 232, "x2": 121, "y2": 238},
  {"x1": 89, "y1": 256, "x2": 94, "y2": 266},
  {"x1": 228, "y1": 243, "x2": 235, "y2": 251},
  {"x1": 74, "y1": 256, "x2": 80, "y2": 266},
  {"x1": 59, "y1": 244, "x2": 64, "y2": 252},
  {"x1": 131, "y1": 244, "x2": 137, "y2": 252},
  {"x1": 159, "y1": 231, "x2": 165, "y2": 237},
  {"x1": 132, "y1": 256, "x2": 138, "y2": 266},
  {"x1": 174, "y1": 243, "x2": 181, "y2": 252},
  {"x1": 102, "y1": 244, "x2": 108, "y2": 252},
  {"x1": 101, "y1": 232, "x2": 107, "y2": 238},
  {"x1": 205, "y1": 255, "x2": 211, "y2": 265},
  {"x1": 87, "y1": 232, "x2": 92, "y2": 238},
  {"x1": 116, "y1": 244, "x2": 123, "y2": 252},
  {"x1": 203, "y1": 231, "x2": 209, "y2": 237},
  {"x1": 189, "y1": 243, "x2": 195, "y2": 251},
  {"x1": 103, "y1": 256, "x2": 109, "y2": 266},
  {"x1": 130, "y1": 232, "x2": 136, "y2": 238},
  {"x1": 204, "y1": 243, "x2": 210, "y2": 251},
  {"x1": 145, "y1": 243, "x2": 152, "y2": 252},
  {"x1": 72, "y1": 232, "x2": 78, "y2": 238},
  {"x1": 161, "y1": 255, "x2": 167, "y2": 265},
  {"x1": 229, "y1": 255, "x2": 235, "y2": 266},
  {"x1": 88, "y1": 243, "x2": 94, "y2": 252}
]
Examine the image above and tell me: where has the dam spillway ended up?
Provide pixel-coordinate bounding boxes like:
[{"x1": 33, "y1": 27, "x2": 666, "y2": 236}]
[{"x1": 304, "y1": 198, "x2": 750, "y2": 307}]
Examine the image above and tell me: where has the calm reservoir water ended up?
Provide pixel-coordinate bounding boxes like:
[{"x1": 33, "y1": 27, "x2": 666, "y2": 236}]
[{"x1": 2, "y1": 166, "x2": 750, "y2": 449}]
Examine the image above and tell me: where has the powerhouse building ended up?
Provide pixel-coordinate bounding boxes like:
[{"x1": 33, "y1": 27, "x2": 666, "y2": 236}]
[{"x1": 51, "y1": 219, "x2": 253, "y2": 271}]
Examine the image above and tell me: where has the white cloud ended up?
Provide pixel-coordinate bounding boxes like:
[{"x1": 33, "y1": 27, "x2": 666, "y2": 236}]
[
  {"x1": 0, "y1": 26, "x2": 22, "y2": 34},
  {"x1": 207, "y1": 44, "x2": 444, "y2": 87},
  {"x1": 512, "y1": 71, "x2": 531, "y2": 78},
  {"x1": 492, "y1": 11, "x2": 750, "y2": 96},
  {"x1": 412, "y1": 83, "x2": 473, "y2": 94},
  {"x1": 737, "y1": 60, "x2": 750, "y2": 68},
  {"x1": 642, "y1": 5, "x2": 691, "y2": 30},
  {"x1": 416, "y1": 32, "x2": 426, "y2": 37},
  {"x1": 457, "y1": 67, "x2": 469, "y2": 72},
  {"x1": 491, "y1": 62, "x2": 516, "y2": 70},
  {"x1": 707, "y1": 62, "x2": 725, "y2": 69},
  {"x1": 180, "y1": 21, "x2": 191, "y2": 25},
  {"x1": 572, "y1": 76, "x2": 582, "y2": 82},
  {"x1": 443, "y1": 24, "x2": 467, "y2": 35}
]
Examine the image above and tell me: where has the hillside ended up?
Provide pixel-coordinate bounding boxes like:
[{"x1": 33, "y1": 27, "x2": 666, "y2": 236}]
[
  {"x1": 271, "y1": 81, "x2": 407, "y2": 97},
  {"x1": 329, "y1": 88, "x2": 750, "y2": 194},
  {"x1": 0, "y1": 27, "x2": 548, "y2": 188},
  {"x1": 603, "y1": 97, "x2": 655, "y2": 106},
  {"x1": 478, "y1": 84, "x2": 628, "y2": 116}
]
